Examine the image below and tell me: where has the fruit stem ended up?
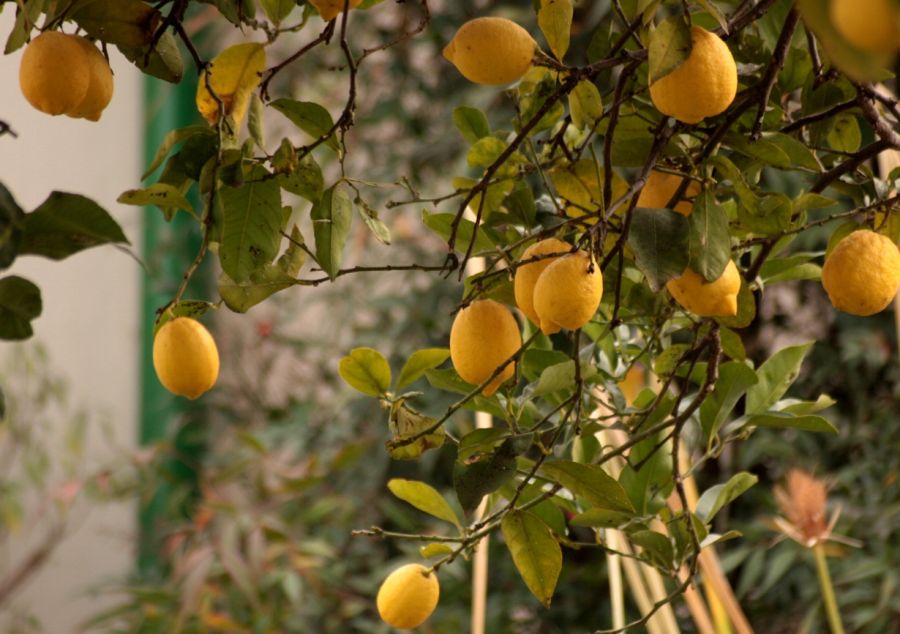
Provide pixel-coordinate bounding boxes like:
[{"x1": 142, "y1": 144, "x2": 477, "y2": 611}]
[{"x1": 813, "y1": 543, "x2": 844, "y2": 634}]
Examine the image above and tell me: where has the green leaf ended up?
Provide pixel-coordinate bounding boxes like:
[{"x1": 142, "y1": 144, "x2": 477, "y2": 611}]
[
  {"x1": 463, "y1": 270, "x2": 516, "y2": 306},
  {"x1": 538, "y1": 0, "x2": 573, "y2": 60},
  {"x1": 278, "y1": 155, "x2": 324, "y2": 203},
  {"x1": 387, "y1": 479, "x2": 462, "y2": 530},
  {"x1": 0, "y1": 182, "x2": 25, "y2": 271},
  {"x1": 142, "y1": 125, "x2": 212, "y2": 180},
  {"x1": 356, "y1": 200, "x2": 391, "y2": 245},
  {"x1": 746, "y1": 342, "x2": 814, "y2": 414},
  {"x1": 218, "y1": 266, "x2": 296, "y2": 313},
  {"x1": 688, "y1": 191, "x2": 731, "y2": 282},
  {"x1": 248, "y1": 93, "x2": 265, "y2": 150},
  {"x1": 421, "y1": 211, "x2": 496, "y2": 255},
  {"x1": 629, "y1": 530, "x2": 675, "y2": 570},
  {"x1": 501, "y1": 510, "x2": 562, "y2": 607},
  {"x1": 453, "y1": 106, "x2": 490, "y2": 144},
  {"x1": 453, "y1": 441, "x2": 517, "y2": 512},
  {"x1": 4, "y1": 0, "x2": 44, "y2": 54},
  {"x1": 219, "y1": 174, "x2": 283, "y2": 283},
  {"x1": 745, "y1": 412, "x2": 838, "y2": 433},
  {"x1": 19, "y1": 192, "x2": 128, "y2": 260},
  {"x1": 339, "y1": 347, "x2": 391, "y2": 396},
  {"x1": 270, "y1": 98, "x2": 339, "y2": 152},
  {"x1": 420, "y1": 543, "x2": 453, "y2": 558},
  {"x1": 458, "y1": 427, "x2": 508, "y2": 462},
  {"x1": 118, "y1": 184, "x2": 193, "y2": 218},
  {"x1": 827, "y1": 113, "x2": 861, "y2": 153},
  {"x1": 647, "y1": 15, "x2": 692, "y2": 84},
  {"x1": 0, "y1": 276, "x2": 41, "y2": 340},
  {"x1": 540, "y1": 460, "x2": 635, "y2": 514},
  {"x1": 695, "y1": 472, "x2": 758, "y2": 523},
  {"x1": 568, "y1": 80, "x2": 603, "y2": 131},
  {"x1": 71, "y1": 0, "x2": 160, "y2": 47},
  {"x1": 467, "y1": 137, "x2": 508, "y2": 168},
  {"x1": 627, "y1": 207, "x2": 690, "y2": 292},
  {"x1": 699, "y1": 361, "x2": 759, "y2": 440},
  {"x1": 153, "y1": 300, "x2": 217, "y2": 333},
  {"x1": 386, "y1": 401, "x2": 445, "y2": 460},
  {"x1": 695, "y1": 0, "x2": 729, "y2": 32},
  {"x1": 311, "y1": 185, "x2": 353, "y2": 279},
  {"x1": 569, "y1": 508, "x2": 633, "y2": 528},
  {"x1": 259, "y1": 0, "x2": 295, "y2": 23},
  {"x1": 118, "y1": 29, "x2": 184, "y2": 84},
  {"x1": 396, "y1": 348, "x2": 451, "y2": 390},
  {"x1": 618, "y1": 397, "x2": 675, "y2": 514},
  {"x1": 533, "y1": 361, "x2": 576, "y2": 397}
]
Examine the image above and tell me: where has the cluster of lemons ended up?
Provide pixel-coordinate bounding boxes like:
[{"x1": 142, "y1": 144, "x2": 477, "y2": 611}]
[{"x1": 18, "y1": 31, "x2": 113, "y2": 121}]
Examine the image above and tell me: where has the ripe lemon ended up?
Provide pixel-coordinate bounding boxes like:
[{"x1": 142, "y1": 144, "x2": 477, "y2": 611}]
[
  {"x1": 649, "y1": 26, "x2": 737, "y2": 124},
  {"x1": 450, "y1": 299, "x2": 521, "y2": 396},
  {"x1": 376, "y1": 564, "x2": 440, "y2": 630},
  {"x1": 67, "y1": 37, "x2": 114, "y2": 121},
  {"x1": 19, "y1": 31, "x2": 90, "y2": 116},
  {"x1": 153, "y1": 317, "x2": 220, "y2": 399},
  {"x1": 533, "y1": 251, "x2": 604, "y2": 334},
  {"x1": 666, "y1": 259, "x2": 740, "y2": 317},
  {"x1": 443, "y1": 17, "x2": 536, "y2": 85},
  {"x1": 636, "y1": 170, "x2": 701, "y2": 216},
  {"x1": 309, "y1": 0, "x2": 363, "y2": 21},
  {"x1": 830, "y1": 0, "x2": 900, "y2": 54},
  {"x1": 821, "y1": 229, "x2": 900, "y2": 316},
  {"x1": 514, "y1": 238, "x2": 571, "y2": 326}
]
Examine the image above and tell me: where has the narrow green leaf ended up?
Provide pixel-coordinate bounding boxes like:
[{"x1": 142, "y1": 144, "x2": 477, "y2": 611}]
[
  {"x1": 538, "y1": 0, "x2": 573, "y2": 61},
  {"x1": 457, "y1": 427, "x2": 508, "y2": 462},
  {"x1": 699, "y1": 361, "x2": 759, "y2": 440},
  {"x1": 420, "y1": 543, "x2": 454, "y2": 558},
  {"x1": 540, "y1": 460, "x2": 635, "y2": 514},
  {"x1": 695, "y1": 472, "x2": 758, "y2": 523},
  {"x1": 4, "y1": 0, "x2": 44, "y2": 54},
  {"x1": 118, "y1": 29, "x2": 184, "y2": 84},
  {"x1": 219, "y1": 174, "x2": 283, "y2": 283},
  {"x1": 19, "y1": 192, "x2": 128, "y2": 260},
  {"x1": 627, "y1": 207, "x2": 690, "y2": 292},
  {"x1": 745, "y1": 412, "x2": 838, "y2": 433},
  {"x1": 629, "y1": 530, "x2": 675, "y2": 570},
  {"x1": 270, "y1": 98, "x2": 339, "y2": 152},
  {"x1": 452, "y1": 106, "x2": 490, "y2": 144},
  {"x1": 396, "y1": 348, "x2": 451, "y2": 390},
  {"x1": 688, "y1": 190, "x2": 731, "y2": 282},
  {"x1": 501, "y1": 510, "x2": 562, "y2": 607},
  {"x1": 0, "y1": 182, "x2": 25, "y2": 271},
  {"x1": 142, "y1": 125, "x2": 212, "y2": 180},
  {"x1": 339, "y1": 347, "x2": 391, "y2": 396},
  {"x1": 746, "y1": 342, "x2": 814, "y2": 414},
  {"x1": 72, "y1": 0, "x2": 160, "y2": 47},
  {"x1": 356, "y1": 200, "x2": 391, "y2": 245},
  {"x1": 387, "y1": 479, "x2": 462, "y2": 530},
  {"x1": 648, "y1": 15, "x2": 692, "y2": 84},
  {"x1": 695, "y1": 0, "x2": 729, "y2": 32},
  {"x1": 421, "y1": 211, "x2": 496, "y2": 255},
  {"x1": 118, "y1": 184, "x2": 193, "y2": 217},
  {"x1": 311, "y1": 185, "x2": 352, "y2": 279},
  {"x1": 0, "y1": 276, "x2": 41, "y2": 340}
]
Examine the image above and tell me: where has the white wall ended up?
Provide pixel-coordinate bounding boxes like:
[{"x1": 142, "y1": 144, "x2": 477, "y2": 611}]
[{"x1": 0, "y1": 11, "x2": 143, "y2": 632}]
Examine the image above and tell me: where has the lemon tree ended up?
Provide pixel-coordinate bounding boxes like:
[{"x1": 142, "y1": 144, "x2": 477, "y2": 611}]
[{"x1": 2, "y1": 0, "x2": 900, "y2": 632}]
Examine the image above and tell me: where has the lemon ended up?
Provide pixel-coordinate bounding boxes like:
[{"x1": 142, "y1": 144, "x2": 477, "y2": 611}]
[
  {"x1": 533, "y1": 251, "x2": 604, "y2": 334},
  {"x1": 67, "y1": 37, "x2": 114, "y2": 121},
  {"x1": 666, "y1": 259, "x2": 740, "y2": 317},
  {"x1": 309, "y1": 0, "x2": 363, "y2": 21},
  {"x1": 443, "y1": 17, "x2": 536, "y2": 85},
  {"x1": 514, "y1": 238, "x2": 571, "y2": 326},
  {"x1": 830, "y1": 0, "x2": 900, "y2": 54},
  {"x1": 551, "y1": 159, "x2": 629, "y2": 225},
  {"x1": 450, "y1": 299, "x2": 521, "y2": 396},
  {"x1": 376, "y1": 564, "x2": 440, "y2": 630},
  {"x1": 636, "y1": 170, "x2": 701, "y2": 216},
  {"x1": 153, "y1": 317, "x2": 220, "y2": 399},
  {"x1": 821, "y1": 229, "x2": 900, "y2": 316},
  {"x1": 649, "y1": 26, "x2": 737, "y2": 124},
  {"x1": 19, "y1": 32, "x2": 90, "y2": 116}
]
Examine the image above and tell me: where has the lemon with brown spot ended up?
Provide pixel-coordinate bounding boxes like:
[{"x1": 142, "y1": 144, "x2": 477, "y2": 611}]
[
  {"x1": 376, "y1": 564, "x2": 440, "y2": 630},
  {"x1": 821, "y1": 229, "x2": 900, "y2": 316},
  {"x1": 649, "y1": 26, "x2": 737, "y2": 124},
  {"x1": 443, "y1": 17, "x2": 536, "y2": 85},
  {"x1": 533, "y1": 251, "x2": 603, "y2": 334},
  {"x1": 514, "y1": 238, "x2": 571, "y2": 327},
  {"x1": 450, "y1": 299, "x2": 521, "y2": 396},
  {"x1": 666, "y1": 260, "x2": 741, "y2": 317},
  {"x1": 153, "y1": 317, "x2": 220, "y2": 399}
]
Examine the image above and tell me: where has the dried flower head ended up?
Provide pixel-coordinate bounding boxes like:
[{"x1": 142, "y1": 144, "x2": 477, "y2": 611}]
[{"x1": 773, "y1": 469, "x2": 837, "y2": 548}]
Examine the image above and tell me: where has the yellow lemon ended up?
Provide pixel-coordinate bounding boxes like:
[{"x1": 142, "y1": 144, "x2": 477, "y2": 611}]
[
  {"x1": 450, "y1": 299, "x2": 521, "y2": 396},
  {"x1": 19, "y1": 31, "x2": 90, "y2": 116},
  {"x1": 309, "y1": 0, "x2": 363, "y2": 21},
  {"x1": 821, "y1": 229, "x2": 900, "y2": 316},
  {"x1": 666, "y1": 260, "x2": 740, "y2": 317},
  {"x1": 376, "y1": 564, "x2": 440, "y2": 630},
  {"x1": 67, "y1": 37, "x2": 114, "y2": 121},
  {"x1": 649, "y1": 26, "x2": 737, "y2": 124},
  {"x1": 830, "y1": 0, "x2": 900, "y2": 54},
  {"x1": 533, "y1": 251, "x2": 604, "y2": 334},
  {"x1": 443, "y1": 17, "x2": 536, "y2": 85},
  {"x1": 514, "y1": 238, "x2": 571, "y2": 326},
  {"x1": 153, "y1": 317, "x2": 220, "y2": 399},
  {"x1": 619, "y1": 365, "x2": 646, "y2": 406},
  {"x1": 636, "y1": 170, "x2": 701, "y2": 216}
]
